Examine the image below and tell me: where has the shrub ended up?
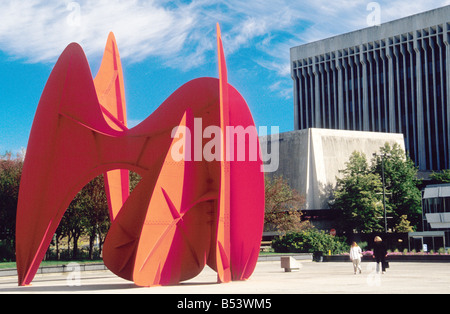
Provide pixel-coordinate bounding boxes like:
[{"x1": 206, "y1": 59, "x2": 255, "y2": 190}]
[
  {"x1": 272, "y1": 229, "x2": 349, "y2": 254},
  {"x1": 0, "y1": 240, "x2": 15, "y2": 262},
  {"x1": 354, "y1": 241, "x2": 368, "y2": 251}
]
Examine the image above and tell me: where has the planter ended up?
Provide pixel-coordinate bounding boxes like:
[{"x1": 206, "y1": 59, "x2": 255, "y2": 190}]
[
  {"x1": 323, "y1": 254, "x2": 450, "y2": 262},
  {"x1": 312, "y1": 251, "x2": 324, "y2": 262},
  {"x1": 386, "y1": 254, "x2": 450, "y2": 262},
  {"x1": 322, "y1": 255, "x2": 349, "y2": 262}
]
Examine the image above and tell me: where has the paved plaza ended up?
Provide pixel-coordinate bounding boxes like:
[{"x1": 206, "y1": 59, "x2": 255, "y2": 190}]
[{"x1": 1, "y1": 260, "x2": 450, "y2": 294}]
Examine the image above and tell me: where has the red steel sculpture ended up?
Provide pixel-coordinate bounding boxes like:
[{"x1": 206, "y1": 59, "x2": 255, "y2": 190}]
[{"x1": 15, "y1": 24, "x2": 265, "y2": 287}]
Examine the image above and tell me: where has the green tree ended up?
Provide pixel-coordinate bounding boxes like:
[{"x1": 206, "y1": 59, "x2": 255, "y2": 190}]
[
  {"x1": 330, "y1": 151, "x2": 385, "y2": 234},
  {"x1": 264, "y1": 176, "x2": 309, "y2": 234},
  {"x1": 78, "y1": 175, "x2": 110, "y2": 259},
  {"x1": 331, "y1": 144, "x2": 422, "y2": 234},
  {"x1": 395, "y1": 215, "x2": 414, "y2": 233},
  {"x1": 371, "y1": 143, "x2": 422, "y2": 229},
  {"x1": 59, "y1": 175, "x2": 110, "y2": 259},
  {"x1": 56, "y1": 171, "x2": 141, "y2": 260},
  {"x1": 430, "y1": 169, "x2": 450, "y2": 183},
  {"x1": 0, "y1": 152, "x2": 23, "y2": 260},
  {"x1": 62, "y1": 196, "x2": 85, "y2": 259}
]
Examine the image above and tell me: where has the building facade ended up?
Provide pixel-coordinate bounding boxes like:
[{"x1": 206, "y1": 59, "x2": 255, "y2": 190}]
[
  {"x1": 291, "y1": 6, "x2": 450, "y2": 171},
  {"x1": 260, "y1": 128, "x2": 405, "y2": 210},
  {"x1": 421, "y1": 184, "x2": 450, "y2": 246}
]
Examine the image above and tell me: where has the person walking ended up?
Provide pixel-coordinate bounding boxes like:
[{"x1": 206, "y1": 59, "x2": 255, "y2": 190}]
[
  {"x1": 349, "y1": 242, "x2": 362, "y2": 274},
  {"x1": 373, "y1": 236, "x2": 388, "y2": 274}
]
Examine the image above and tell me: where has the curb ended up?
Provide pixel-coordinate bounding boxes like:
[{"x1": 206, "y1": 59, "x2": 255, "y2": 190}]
[
  {"x1": 257, "y1": 253, "x2": 312, "y2": 261},
  {"x1": 322, "y1": 255, "x2": 450, "y2": 263},
  {"x1": 0, "y1": 263, "x2": 108, "y2": 278},
  {"x1": 0, "y1": 254, "x2": 312, "y2": 278}
]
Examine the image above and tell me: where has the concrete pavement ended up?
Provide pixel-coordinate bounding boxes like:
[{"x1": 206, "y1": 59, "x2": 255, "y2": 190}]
[{"x1": 1, "y1": 260, "x2": 450, "y2": 294}]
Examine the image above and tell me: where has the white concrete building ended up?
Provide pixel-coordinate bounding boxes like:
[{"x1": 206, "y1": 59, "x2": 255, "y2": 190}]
[{"x1": 261, "y1": 128, "x2": 405, "y2": 210}]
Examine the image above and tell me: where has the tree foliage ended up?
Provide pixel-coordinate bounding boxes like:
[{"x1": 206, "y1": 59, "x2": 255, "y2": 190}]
[
  {"x1": 395, "y1": 215, "x2": 414, "y2": 233},
  {"x1": 0, "y1": 152, "x2": 23, "y2": 260},
  {"x1": 330, "y1": 151, "x2": 385, "y2": 233},
  {"x1": 0, "y1": 153, "x2": 23, "y2": 234},
  {"x1": 330, "y1": 143, "x2": 422, "y2": 234},
  {"x1": 56, "y1": 172, "x2": 141, "y2": 259},
  {"x1": 272, "y1": 229, "x2": 349, "y2": 254},
  {"x1": 0, "y1": 152, "x2": 143, "y2": 261},
  {"x1": 371, "y1": 143, "x2": 422, "y2": 228},
  {"x1": 57, "y1": 175, "x2": 110, "y2": 259},
  {"x1": 264, "y1": 176, "x2": 309, "y2": 234},
  {"x1": 430, "y1": 169, "x2": 450, "y2": 183}
]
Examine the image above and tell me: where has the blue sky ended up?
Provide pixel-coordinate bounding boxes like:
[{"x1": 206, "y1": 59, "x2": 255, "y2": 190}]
[{"x1": 1, "y1": 0, "x2": 449, "y2": 155}]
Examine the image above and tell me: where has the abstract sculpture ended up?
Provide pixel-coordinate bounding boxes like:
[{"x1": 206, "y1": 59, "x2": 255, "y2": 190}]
[{"x1": 15, "y1": 24, "x2": 265, "y2": 287}]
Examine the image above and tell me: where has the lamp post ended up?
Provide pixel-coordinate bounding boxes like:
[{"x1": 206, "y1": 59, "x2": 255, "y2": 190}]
[{"x1": 374, "y1": 152, "x2": 391, "y2": 233}]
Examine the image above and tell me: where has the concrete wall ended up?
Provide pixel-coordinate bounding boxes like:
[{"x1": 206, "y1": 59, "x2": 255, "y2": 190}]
[{"x1": 261, "y1": 128, "x2": 405, "y2": 210}]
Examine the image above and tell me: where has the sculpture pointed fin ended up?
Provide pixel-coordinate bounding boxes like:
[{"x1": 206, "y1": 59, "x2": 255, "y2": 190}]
[
  {"x1": 94, "y1": 32, "x2": 130, "y2": 221},
  {"x1": 215, "y1": 23, "x2": 231, "y2": 283}
]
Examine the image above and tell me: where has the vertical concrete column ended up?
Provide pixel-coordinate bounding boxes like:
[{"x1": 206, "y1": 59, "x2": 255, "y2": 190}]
[
  {"x1": 330, "y1": 55, "x2": 339, "y2": 129},
  {"x1": 429, "y1": 36, "x2": 440, "y2": 168},
  {"x1": 297, "y1": 65, "x2": 305, "y2": 130},
  {"x1": 313, "y1": 62, "x2": 321, "y2": 128},
  {"x1": 292, "y1": 62, "x2": 300, "y2": 130},
  {"x1": 393, "y1": 43, "x2": 402, "y2": 133},
  {"x1": 444, "y1": 23, "x2": 450, "y2": 169},
  {"x1": 292, "y1": 68, "x2": 299, "y2": 130},
  {"x1": 356, "y1": 53, "x2": 361, "y2": 131},
  {"x1": 406, "y1": 41, "x2": 418, "y2": 162},
  {"x1": 373, "y1": 49, "x2": 382, "y2": 131},
  {"x1": 360, "y1": 47, "x2": 370, "y2": 131},
  {"x1": 341, "y1": 56, "x2": 349, "y2": 129},
  {"x1": 421, "y1": 34, "x2": 433, "y2": 168},
  {"x1": 319, "y1": 62, "x2": 326, "y2": 128},
  {"x1": 437, "y1": 34, "x2": 447, "y2": 168},
  {"x1": 336, "y1": 57, "x2": 344, "y2": 129},
  {"x1": 367, "y1": 49, "x2": 376, "y2": 131},
  {"x1": 324, "y1": 61, "x2": 331, "y2": 129},
  {"x1": 302, "y1": 65, "x2": 309, "y2": 129},
  {"x1": 380, "y1": 48, "x2": 388, "y2": 132},
  {"x1": 400, "y1": 44, "x2": 410, "y2": 147},
  {"x1": 386, "y1": 43, "x2": 396, "y2": 133},
  {"x1": 348, "y1": 55, "x2": 356, "y2": 129},
  {"x1": 414, "y1": 32, "x2": 426, "y2": 170},
  {"x1": 308, "y1": 65, "x2": 315, "y2": 127}
]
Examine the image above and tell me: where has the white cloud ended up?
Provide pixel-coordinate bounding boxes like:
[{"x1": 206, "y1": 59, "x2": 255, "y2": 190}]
[
  {"x1": 0, "y1": 0, "x2": 448, "y2": 80},
  {"x1": 0, "y1": 0, "x2": 307, "y2": 63},
  {"x1": 380, "y1": 0, "x2": 450, "y2": 22},
  {"x1": 296, "y1": 0, "x2": 450, "y2": 43},
  {"x1": 0, "y1": 0, "x2": 196, "y2": 63},
  {"x1": 268, "y1": 80, "x2": 292, "y2": 100}
]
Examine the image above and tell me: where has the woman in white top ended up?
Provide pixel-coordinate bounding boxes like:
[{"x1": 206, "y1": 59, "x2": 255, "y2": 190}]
[{"x1": 349, "y1": 242, "x2": 362, "y2": 274}]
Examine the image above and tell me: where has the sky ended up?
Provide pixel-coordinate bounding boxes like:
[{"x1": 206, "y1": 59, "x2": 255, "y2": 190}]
[{"x1": 1, "y1": 0, "x2": 449, "y2": 155}]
